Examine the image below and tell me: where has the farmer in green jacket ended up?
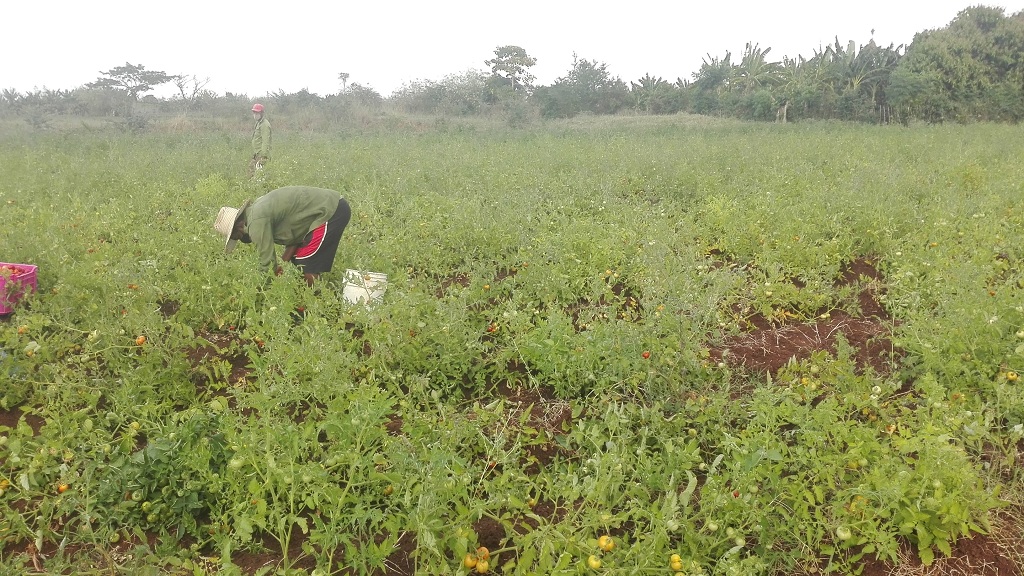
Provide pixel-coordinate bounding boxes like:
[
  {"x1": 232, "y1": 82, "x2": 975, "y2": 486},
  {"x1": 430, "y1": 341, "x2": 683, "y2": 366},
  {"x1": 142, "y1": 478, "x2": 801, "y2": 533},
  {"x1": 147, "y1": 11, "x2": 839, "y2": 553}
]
[
  {"x1": 250, "y1": 103, "x2": 272, "y2": 173},
  {"x1": 214, "y1": 186, "x2": 351, "y2": 286}
]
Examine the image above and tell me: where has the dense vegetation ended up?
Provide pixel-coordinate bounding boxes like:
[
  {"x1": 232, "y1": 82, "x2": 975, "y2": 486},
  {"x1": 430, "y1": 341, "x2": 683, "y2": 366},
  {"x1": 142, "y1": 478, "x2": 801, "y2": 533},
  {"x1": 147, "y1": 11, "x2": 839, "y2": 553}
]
[{"x1": 1, "y1": 113, "x2": 1023, "y2": 575}]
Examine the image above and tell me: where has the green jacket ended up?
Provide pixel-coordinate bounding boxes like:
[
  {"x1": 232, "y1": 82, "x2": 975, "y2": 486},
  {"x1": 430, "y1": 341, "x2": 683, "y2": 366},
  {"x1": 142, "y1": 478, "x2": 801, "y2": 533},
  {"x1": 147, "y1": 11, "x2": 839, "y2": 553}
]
[
  {"x1": 251, "y1": 117, "x2": 272, "y2": 160},
  {"x1": 242, "y1": 186, "x2": 340, "y2": 272}
]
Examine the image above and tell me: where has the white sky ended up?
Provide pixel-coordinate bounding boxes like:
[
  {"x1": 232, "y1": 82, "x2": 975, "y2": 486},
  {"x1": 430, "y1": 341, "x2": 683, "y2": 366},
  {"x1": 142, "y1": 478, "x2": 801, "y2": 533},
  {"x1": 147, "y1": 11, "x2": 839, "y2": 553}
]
[{"x1": 6, "y1": 1, "x2": 1024, "y2": 99}]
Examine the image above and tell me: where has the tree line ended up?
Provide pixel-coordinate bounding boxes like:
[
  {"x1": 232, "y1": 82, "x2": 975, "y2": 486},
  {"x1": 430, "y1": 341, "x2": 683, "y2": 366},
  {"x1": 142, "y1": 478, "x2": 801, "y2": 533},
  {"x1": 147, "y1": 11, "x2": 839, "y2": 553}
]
[{"x1": 3, "y1": 6, "x2": 1022, "y2": 128}]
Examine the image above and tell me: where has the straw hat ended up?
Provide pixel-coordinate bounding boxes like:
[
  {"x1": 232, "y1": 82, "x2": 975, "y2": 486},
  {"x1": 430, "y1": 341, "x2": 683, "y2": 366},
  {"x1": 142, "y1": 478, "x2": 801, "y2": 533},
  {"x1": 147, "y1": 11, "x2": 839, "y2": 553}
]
[{"x1": 213, "y1": 199, "x2": 252, "y2": 254}]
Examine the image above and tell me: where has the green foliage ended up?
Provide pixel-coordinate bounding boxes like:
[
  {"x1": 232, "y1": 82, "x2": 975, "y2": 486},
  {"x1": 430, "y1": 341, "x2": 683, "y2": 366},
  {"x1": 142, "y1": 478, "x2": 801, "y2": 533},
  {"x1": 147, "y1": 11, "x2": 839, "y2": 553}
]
[
  {"x1": 85, "y1": 62, "x2": 174, "y2": 117},
  {"x1": 894, "y1": 5, "x2": 1024, "y2": 122},
  {"x1": 1, "y1": 119, "x2": 1023, "y2": 574},
  {"x1": 630, "y1": 74, "x2": 687, "y2": 115},
  {"x1": 85, "y1": 62, "x2": 174, "y2": 100},
  {"x1": 534, "y1": 54, "x2": 632, "y2": 118},
  {"x1": 9, "y1": 7, "x2": 1024, "y2": 128},
  {"x1": 484, "y1": 45, "x2": 537, "y2": 93},
  {"x1": 391, "y1": 70, "x2": 491, "y2": 116}
]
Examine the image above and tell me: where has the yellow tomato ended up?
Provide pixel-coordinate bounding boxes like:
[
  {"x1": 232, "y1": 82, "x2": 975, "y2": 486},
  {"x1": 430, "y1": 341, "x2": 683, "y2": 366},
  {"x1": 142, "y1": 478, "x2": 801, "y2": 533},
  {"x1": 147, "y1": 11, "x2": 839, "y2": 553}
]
[
  {"x1": 587, "y1": 555, "x2": 602, "y2": 569},
  {"x1": 597, "y1": 534, "x2": 614, "y2": 552}
]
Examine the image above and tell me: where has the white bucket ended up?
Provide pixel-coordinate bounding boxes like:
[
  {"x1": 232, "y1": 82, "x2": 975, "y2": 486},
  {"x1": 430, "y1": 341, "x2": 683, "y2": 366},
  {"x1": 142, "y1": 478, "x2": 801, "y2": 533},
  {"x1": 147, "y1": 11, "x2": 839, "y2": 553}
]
[{"x1": 342, "y1": 269, "x2": 387, "y2": 305}]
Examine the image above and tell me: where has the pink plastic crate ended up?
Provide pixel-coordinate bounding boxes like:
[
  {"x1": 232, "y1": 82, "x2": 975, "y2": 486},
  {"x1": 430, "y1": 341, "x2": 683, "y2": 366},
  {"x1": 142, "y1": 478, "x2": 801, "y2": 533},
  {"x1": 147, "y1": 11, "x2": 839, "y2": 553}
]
[{"x1": 0, "y1": 262, "x2": 38, "y2": 314}]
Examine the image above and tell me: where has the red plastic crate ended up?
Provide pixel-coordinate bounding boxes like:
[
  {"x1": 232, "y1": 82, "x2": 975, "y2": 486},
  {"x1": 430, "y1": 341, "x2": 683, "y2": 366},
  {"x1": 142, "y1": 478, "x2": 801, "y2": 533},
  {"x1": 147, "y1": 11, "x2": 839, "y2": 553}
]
[{"x1": 0, "y1": 262, "x2": 38, "y2": 315}]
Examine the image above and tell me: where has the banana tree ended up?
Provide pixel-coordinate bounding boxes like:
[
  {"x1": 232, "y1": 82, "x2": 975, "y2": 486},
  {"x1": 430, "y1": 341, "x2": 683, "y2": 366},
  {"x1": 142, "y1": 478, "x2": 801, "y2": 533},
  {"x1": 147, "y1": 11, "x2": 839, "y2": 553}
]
[
  {"x1": 730, "y1": 42, "x2": 783, "y2": 94},
  {"x1": 630, "y1": 73, "x2": 674, "y2": 114},
  {"x1": 692, "y1": 52, "x2": 733, "y2": 94},
  {"x1": 776, "y1": 50, "x2": 838, "y2": 120},
  {"x1": 831, "y1": 39, "x2": 904, "y2": 108},
  {"x1": 691, "y1": 52, "x2": 733, "y2": 114}
]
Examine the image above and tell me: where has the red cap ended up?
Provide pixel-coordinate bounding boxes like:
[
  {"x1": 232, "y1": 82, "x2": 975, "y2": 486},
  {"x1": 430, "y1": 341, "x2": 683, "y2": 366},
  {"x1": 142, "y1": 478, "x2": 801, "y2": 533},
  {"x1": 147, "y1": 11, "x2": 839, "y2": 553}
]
[{"x1": 251, "y1": 103, "x2": 264, "y2": 113}]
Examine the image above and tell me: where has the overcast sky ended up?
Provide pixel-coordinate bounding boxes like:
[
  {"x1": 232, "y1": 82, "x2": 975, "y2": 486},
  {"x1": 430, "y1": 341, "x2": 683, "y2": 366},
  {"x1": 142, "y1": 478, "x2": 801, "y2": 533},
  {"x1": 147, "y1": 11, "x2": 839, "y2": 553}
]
[{"x1": 7, "y1": 1, "x2": 1024, "y2": 99}]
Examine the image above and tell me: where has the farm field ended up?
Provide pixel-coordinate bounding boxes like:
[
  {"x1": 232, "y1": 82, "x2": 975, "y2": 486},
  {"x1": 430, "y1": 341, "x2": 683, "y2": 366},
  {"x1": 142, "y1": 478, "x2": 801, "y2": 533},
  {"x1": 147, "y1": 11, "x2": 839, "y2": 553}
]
[{"x1": 1, "y1": 114, "x2": 1023, "y2": 575}]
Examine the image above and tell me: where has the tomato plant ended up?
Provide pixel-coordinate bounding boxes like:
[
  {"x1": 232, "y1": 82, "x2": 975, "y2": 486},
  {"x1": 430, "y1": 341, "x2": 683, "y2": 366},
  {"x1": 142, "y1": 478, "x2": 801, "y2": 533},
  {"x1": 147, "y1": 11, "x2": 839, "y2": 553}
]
[{"x1": 1, "y1": 118, "x2": 1023, "y2": 575}]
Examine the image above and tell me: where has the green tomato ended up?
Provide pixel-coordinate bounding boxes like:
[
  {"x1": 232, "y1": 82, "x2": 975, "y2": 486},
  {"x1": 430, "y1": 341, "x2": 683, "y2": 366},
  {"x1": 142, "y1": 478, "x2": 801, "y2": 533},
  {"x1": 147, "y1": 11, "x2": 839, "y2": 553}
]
[{"x1": 836, "y1": 526, "x2": 853, "y2": 541}]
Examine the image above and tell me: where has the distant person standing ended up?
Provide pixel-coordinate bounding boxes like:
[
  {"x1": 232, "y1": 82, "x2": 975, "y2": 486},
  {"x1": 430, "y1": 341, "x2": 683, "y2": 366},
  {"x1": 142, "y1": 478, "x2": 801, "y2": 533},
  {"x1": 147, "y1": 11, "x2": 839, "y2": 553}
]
[{"x1": 250, "y1": 103, "x2": 272, "y2": 175}]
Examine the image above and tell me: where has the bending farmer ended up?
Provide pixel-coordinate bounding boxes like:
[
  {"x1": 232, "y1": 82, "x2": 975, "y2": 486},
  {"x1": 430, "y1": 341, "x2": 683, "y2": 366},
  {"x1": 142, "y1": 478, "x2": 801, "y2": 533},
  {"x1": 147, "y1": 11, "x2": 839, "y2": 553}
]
[{"x1": 214, "y1": 186, "x2": 351, "y2": 286}]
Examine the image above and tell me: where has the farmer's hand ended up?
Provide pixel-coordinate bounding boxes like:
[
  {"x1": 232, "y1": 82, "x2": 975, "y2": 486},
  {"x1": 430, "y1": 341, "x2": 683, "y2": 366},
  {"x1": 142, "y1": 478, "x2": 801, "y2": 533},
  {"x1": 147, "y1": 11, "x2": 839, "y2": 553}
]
[{"x1": 275, "y1": 266, "x2": 284, "y2": 276}]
